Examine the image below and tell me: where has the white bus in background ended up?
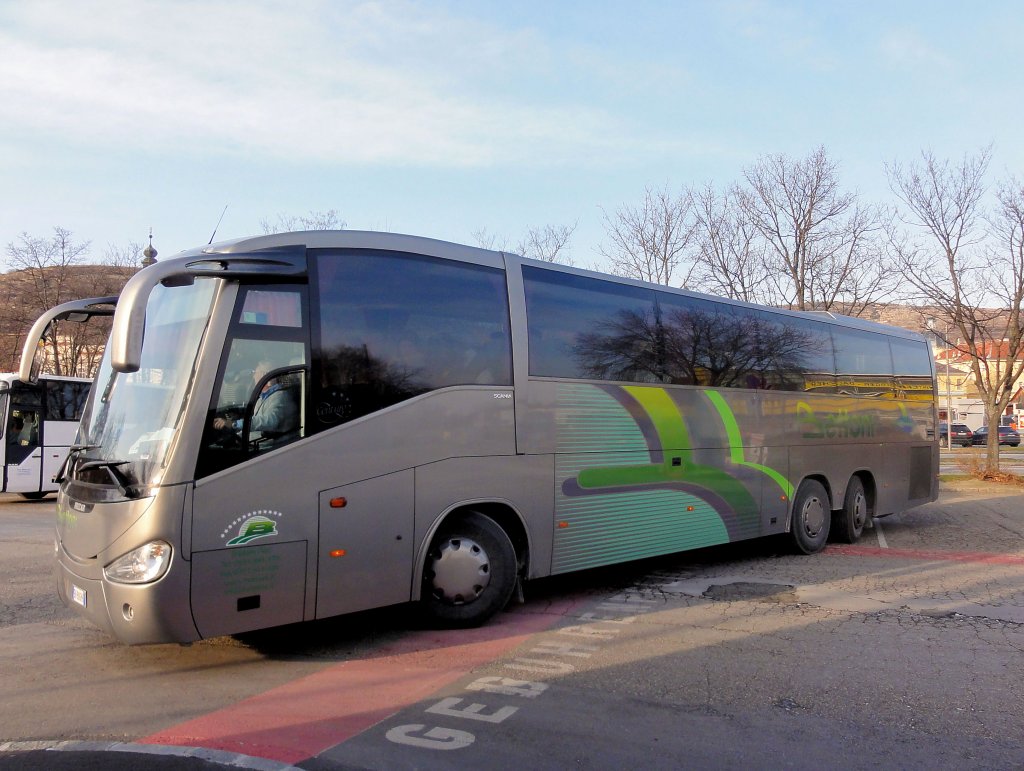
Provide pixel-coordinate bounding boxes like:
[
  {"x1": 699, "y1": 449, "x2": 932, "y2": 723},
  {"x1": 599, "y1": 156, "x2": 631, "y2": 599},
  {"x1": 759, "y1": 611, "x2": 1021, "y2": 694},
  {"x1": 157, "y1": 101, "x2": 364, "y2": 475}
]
[
  {"x1": 0, "y1": 372, "x2": 93, "y2": 498},
  {"x1": 2, "y1": 296, "x2": 116, "y2": 499}
]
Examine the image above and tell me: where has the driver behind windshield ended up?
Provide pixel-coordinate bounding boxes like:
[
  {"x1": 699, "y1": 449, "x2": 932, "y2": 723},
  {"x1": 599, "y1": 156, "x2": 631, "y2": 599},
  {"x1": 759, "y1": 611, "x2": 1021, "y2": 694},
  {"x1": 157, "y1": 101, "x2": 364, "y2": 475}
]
[{"x1": 212, "y1": 360, "x2": 299, "y2": 442}]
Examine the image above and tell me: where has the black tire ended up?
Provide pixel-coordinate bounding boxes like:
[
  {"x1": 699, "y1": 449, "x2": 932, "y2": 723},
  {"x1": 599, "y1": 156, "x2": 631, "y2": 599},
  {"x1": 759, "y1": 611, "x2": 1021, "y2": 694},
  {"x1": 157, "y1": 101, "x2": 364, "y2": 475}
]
[
  {"x1": 19, "y1": 491, "x2": 48, "y2": 501},
  {"x1": 790, "y1": 479, "x2": 831, "y2": 554},
  {"x1": 832, "y1": 476, "x2": 869, "y2": 544},
  {"x1": 421, "y1": 511, "x2": 517, "y2": 628}
]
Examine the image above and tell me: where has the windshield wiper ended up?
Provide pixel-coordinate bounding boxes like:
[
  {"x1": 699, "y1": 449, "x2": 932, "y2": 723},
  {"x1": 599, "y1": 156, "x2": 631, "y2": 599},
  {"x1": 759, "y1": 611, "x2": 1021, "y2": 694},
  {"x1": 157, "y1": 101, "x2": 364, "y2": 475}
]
[
  {"x1": 76, "y1": 459, "x2": 142, "y2": 499},
  {"x1": 53, "y1": 444, "x2": 101, "y2": 486}
]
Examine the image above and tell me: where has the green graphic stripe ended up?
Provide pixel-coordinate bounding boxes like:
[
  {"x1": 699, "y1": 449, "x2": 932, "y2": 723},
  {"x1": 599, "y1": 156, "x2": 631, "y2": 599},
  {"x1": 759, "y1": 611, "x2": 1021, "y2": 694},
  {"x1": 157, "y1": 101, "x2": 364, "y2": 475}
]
[
  {"x1": 623, "y1": 385, "x2": 690, "y2": 453},
  {"x1": 551, "y1": 384, "x2": 758, "y2": 573},
  {"x1": 704, "y1": 390, "x2": 794, "y2": 498},
  {"x1": 565, "y1": 385, "x2": 760, "y2": 524}
]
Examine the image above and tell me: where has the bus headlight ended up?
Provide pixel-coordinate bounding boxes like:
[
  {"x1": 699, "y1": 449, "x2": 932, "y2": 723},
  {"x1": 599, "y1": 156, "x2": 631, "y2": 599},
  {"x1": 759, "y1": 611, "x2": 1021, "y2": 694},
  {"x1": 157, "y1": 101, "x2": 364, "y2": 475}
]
[{"x1": 104, "y1": 541, "x2": 172, "y2": 584}]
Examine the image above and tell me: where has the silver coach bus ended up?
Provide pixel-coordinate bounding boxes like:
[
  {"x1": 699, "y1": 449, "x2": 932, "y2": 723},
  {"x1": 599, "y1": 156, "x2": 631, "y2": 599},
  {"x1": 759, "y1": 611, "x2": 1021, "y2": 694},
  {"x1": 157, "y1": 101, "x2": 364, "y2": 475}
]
[{"x1": 50, "y1": 231, "x2": 938, "y2": 644}]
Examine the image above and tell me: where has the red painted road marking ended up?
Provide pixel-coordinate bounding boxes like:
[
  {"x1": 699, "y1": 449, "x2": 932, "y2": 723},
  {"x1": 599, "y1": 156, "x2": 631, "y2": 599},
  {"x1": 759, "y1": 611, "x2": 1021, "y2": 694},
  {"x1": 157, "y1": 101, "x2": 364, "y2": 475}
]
[
  {"x1": 140, "y1": 601, "x2": 580, "y2": 764},
  {"x1": 828, "y1": 544, "x2": 1024, "y2": 566}
]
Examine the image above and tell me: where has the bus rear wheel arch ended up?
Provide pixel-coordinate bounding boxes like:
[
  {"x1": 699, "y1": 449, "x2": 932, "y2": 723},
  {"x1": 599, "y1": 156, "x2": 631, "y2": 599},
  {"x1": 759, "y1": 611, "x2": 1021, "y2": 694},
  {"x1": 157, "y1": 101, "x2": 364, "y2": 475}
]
[
  {"x1": 421, "y1": 510, "x2": 518, "y2": 628},
  {"x1": 790, "y1": 478, "x2": 831, "y2": 554}
]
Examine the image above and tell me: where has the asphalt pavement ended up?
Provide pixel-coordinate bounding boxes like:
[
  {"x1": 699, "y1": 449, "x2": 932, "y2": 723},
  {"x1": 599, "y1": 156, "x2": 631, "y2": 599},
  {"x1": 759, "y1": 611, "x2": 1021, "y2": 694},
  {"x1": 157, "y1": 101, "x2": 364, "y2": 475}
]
[{"x1": 3, "y1": 480, "x2": 1024, "y2": 770}]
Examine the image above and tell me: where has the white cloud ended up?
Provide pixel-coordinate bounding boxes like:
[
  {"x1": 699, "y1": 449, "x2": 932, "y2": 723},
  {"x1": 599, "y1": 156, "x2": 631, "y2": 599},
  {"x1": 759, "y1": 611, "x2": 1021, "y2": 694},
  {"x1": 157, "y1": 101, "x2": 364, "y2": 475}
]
[
  {"x1": 0, "y1": 0, "x2": 677, "y2": 167},
  {"x1": 878, "y1": 29, "x2": 954, "y2": 71},
  {"x1": 717, "y1": 0, "x2": 840, "y2": 70}
]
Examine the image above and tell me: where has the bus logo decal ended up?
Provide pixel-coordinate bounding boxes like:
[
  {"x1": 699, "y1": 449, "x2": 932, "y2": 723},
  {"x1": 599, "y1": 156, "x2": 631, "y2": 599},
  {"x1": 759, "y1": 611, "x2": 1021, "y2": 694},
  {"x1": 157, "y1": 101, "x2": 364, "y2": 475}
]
[
  {"x1": 797, "y1": 401, "x2": 877, "y2": 439},
  {"x1": 224, "y1": 512, "x2": 282, "y2": 546}
]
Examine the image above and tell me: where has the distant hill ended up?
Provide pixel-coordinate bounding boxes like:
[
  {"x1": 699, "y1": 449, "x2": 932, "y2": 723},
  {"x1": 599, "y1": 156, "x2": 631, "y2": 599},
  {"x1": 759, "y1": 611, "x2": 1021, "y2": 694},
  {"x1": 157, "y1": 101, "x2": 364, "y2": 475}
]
[{"x1": 0, "y1": 263, "x2": 136, "y2": 374}]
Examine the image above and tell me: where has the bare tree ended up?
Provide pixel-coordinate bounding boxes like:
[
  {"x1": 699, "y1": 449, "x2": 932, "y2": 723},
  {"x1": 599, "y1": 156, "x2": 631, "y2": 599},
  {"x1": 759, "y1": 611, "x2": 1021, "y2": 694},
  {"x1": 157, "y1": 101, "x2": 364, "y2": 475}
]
[
  {"x1": 101, "y1": 241, "x2": 145, "y2": 270},
  {"x1": 0, "y1": 231, "x2": 142, "y2": 376},
  {"x1": 516, "y1": 223, "x2": 577, "y2": 265},
  {"x1": 738, "y1": 146, "x2": 892, "y2": 313},
  {"x1": 5, "y1": 227, "x2": 90, "y2": 309},
  {"x1": 689, "y1": 183, "x2": 771, "y2": 303},
  {"x1": 260, "y1": 209, "x2": 346, "y2": 234},
  {"x1": 887, "y1": 146, "x2": 1024, "y2": 469},
  {"x1": 471, "y1": 227, "x2": 509, "y2": 252},
  {"x1": 599, "y1": 185, "x2": 697, "y2": 286},
  {"x1": 472, "y1": 224, "x2": 577, "y2": 265},
  {"x1": 52, "y1": 241, "x2": 144, "y2": 376},
  {"x1": 4, "y1": 227, "x2": 91, "y2": 375}
]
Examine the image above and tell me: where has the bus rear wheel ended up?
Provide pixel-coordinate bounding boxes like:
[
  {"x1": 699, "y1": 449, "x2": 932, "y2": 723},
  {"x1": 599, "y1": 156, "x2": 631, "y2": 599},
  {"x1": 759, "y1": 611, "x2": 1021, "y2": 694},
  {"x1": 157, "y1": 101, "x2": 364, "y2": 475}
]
[
  {"x1": 422, "y1": 511, "x2": 517, "y2": 628},
  {"x1": 790, "y1": 479, "x2": 830, "y2": 554},
  {"x1": 833, "y1": 477, "x2": 869, "y2": 544}
]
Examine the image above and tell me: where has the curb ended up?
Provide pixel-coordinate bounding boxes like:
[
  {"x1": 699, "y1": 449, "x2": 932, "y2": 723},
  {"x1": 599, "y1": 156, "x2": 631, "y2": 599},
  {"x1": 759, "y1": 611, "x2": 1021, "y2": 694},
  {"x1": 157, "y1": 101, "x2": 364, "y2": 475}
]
[{"x1": 0, "y1": 741, "x2": 302, "y2": 770}]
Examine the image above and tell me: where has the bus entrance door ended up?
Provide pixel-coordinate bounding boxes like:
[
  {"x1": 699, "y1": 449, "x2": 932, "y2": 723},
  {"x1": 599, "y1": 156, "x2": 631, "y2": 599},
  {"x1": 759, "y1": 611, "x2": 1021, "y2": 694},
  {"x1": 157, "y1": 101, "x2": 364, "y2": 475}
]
[{"x1": 4, "y1": 386, "x2": 43, "y2": 494}]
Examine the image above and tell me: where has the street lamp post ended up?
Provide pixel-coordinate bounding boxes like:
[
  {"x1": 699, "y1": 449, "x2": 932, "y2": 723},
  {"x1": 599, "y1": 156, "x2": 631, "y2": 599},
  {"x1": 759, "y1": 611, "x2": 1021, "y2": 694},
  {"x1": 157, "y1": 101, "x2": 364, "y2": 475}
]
[{"x1": 927, "y1": 318, "x2": 955, "y2": 451}]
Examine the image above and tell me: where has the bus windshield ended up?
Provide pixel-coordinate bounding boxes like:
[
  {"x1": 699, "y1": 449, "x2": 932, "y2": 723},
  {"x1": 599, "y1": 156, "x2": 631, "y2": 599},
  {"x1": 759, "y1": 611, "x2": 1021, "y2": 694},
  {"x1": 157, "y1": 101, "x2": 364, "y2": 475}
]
[{"x1": 76, "y1": 279, "x2": 217, "y2": 493}]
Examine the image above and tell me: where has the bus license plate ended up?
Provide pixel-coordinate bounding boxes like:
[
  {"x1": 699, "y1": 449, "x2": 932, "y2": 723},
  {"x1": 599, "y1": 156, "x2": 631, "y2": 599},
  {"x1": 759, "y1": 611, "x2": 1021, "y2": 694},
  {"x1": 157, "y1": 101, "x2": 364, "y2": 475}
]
[{"x1": 71, "y1": 584, "x2": 87, "y2": 608}]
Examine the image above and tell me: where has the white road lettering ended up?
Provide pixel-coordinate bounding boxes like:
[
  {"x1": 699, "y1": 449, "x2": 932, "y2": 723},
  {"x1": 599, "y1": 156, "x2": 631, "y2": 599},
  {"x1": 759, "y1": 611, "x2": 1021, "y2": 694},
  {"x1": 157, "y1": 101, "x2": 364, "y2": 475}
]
[
  {"x1": 504, "y1": 657, "x2": 576, "y2": 674},
  {"x1": 465, "y1": 676, "x2": 548, "y2": 698},
  {"x1": 385, "y1": 724, "x2": 476, "y2": 749},
  {"x1": 558, "y1": 624, "x2": 620, "y2": 639},
  {"x1": 426, "y1": 697, "x2": 518, "y2": 724},
  {"x1": 530, "y1": 641, "x2": 597, "y2": 658},
  {"x1": 384, "y1": 593, "x2": 654, "y2": 753}
]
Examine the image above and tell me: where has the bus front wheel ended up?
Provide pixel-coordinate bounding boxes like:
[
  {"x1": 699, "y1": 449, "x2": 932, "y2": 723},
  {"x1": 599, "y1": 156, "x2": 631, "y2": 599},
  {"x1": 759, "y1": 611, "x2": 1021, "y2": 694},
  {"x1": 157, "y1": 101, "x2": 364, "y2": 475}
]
[
  {"x1": 422, "y1": 511, "x2": 517, "y2": 628},
  {"x1": 833, "y1": 477, "x2": 869, "y2": 544},
  {"x1": 790, "y1": 479, "x2": 830, "y2": 554}
]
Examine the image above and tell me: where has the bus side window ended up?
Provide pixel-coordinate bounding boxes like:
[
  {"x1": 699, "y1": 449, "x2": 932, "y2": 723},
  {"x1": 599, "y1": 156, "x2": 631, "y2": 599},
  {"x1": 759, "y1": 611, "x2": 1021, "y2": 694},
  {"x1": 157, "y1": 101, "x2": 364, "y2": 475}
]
[
  {"x1": 313, "y1": 250, "x2": 512, "y2": 427},
  {"x1": 45, "y1": 380, "x2": 90, "y2": 421},
  {"x1": 833, "y1": 327, "x2": 897, "y2": 397}
]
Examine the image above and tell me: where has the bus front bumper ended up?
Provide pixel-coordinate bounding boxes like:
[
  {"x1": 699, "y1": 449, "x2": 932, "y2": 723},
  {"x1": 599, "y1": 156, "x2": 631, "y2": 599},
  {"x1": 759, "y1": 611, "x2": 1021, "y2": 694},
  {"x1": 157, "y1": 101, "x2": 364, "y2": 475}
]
[{"x1": 56, "y1": 547, "x2": 200, "y2": 645}]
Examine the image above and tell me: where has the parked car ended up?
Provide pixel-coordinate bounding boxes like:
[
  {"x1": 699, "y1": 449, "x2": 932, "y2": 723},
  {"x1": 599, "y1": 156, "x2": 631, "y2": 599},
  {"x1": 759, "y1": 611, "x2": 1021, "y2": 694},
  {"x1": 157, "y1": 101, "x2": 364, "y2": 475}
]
[
  {"x1": 939, "y1": 422, "x2": 974, "y2": 447},
  {"x1": 971, "y1": 425, "x2": 1022, "y2": 447}
]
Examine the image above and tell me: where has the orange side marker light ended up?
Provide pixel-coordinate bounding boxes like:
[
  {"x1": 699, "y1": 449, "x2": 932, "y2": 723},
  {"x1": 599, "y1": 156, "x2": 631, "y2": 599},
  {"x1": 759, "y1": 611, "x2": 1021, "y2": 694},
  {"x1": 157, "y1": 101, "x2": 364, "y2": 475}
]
[
  {"x1": 330, "y1": 497, "x2": 347, "y2": 508},
  {"x1": 330, "y1": 549, "x2": 347, "y2": 558}
]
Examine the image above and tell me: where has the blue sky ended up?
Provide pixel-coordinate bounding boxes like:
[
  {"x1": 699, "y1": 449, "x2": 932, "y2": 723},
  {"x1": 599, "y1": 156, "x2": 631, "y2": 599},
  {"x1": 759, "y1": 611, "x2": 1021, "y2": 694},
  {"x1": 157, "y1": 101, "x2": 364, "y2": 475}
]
[{"x1": 1, "y1": 0, "x2": 1021, "y2": 269}]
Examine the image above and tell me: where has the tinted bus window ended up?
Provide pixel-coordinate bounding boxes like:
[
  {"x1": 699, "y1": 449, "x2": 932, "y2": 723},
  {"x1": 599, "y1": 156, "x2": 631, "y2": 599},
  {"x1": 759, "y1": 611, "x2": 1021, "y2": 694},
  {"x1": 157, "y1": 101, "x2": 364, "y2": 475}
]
[
  {"x1": 656, "y1": 295, "x2": 836, "y2": 391},
  {"x1": 524, "y1": 267, "x2": 658, "y2": 382},
  {"x1": 890, "y1": 336, "x2": 934, "y2": 400},
  {"x1": 314, "y1": 251, "x2": 511, "y2": 427},
  {"x1": 833, "y1": 327, "x2": 895, "y2": 375},
  {"x1": 45, "y1": 381, "x2": 90, "y2": 421},
  {"x1": 833, "y1": 326, "x2": 896, "y2": 397},
  {"x1": 889, "y1": 337, "x2": 932, "y2": 377},
  {"x1": 657, "y1": 294, "x2": 758, "y2": 388}
]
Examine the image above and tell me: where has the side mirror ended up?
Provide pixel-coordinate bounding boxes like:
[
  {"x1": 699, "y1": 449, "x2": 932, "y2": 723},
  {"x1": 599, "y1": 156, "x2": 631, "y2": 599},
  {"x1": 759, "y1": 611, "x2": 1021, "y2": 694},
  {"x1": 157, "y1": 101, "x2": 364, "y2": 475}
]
[{"x1": 18, "y1": 296, "x2": 118, "y2": 383}]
